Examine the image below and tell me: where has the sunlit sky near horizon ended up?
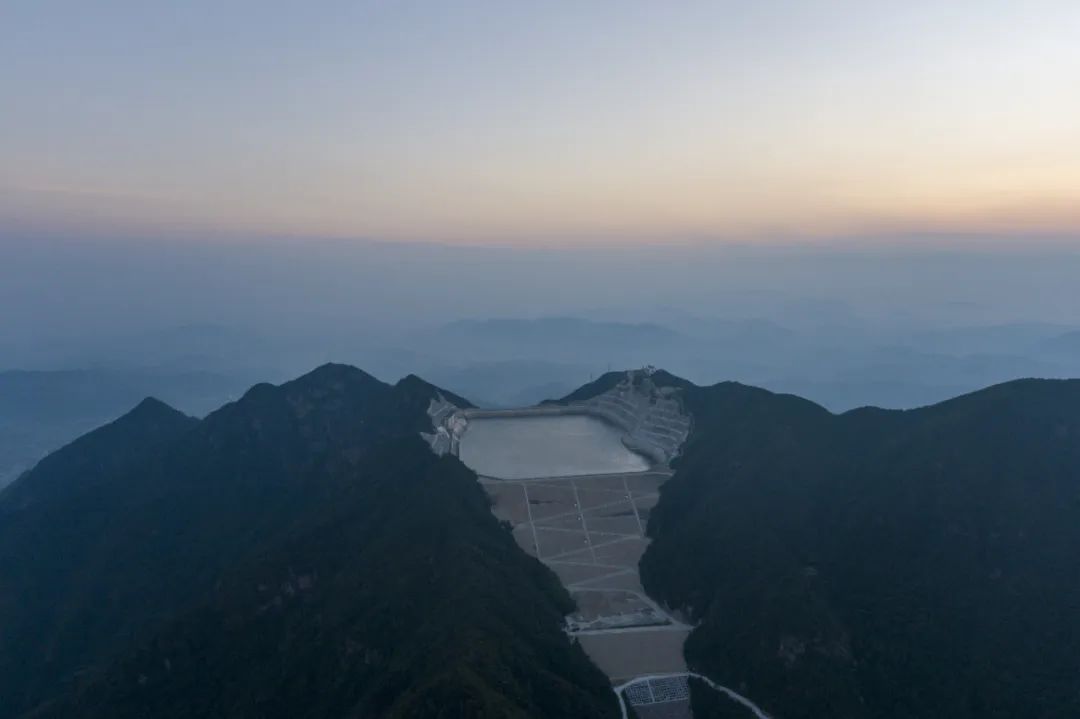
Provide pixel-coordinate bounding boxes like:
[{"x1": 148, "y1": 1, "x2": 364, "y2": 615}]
[{"x1": 2, "y1": 0, "x2": 1079, "y2": 245}]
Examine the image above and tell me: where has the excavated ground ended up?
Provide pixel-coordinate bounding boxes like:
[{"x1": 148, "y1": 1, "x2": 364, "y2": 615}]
[
  {"x1": 482, "y1": 468, "x2": 692, "y2": 682},
  {"x1": 429, "y1": 371, "x2": 711, "y2": 718}
]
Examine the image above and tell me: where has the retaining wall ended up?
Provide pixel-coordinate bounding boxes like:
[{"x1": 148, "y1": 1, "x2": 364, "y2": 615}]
[{"x1": 425, "y1": 371, "x2": 691, "y2": 467}]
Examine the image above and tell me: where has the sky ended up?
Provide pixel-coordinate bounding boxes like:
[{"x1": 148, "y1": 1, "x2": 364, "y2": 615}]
[{"x1": 3, "y1": 0, "x2": 1079, "y2": 245}]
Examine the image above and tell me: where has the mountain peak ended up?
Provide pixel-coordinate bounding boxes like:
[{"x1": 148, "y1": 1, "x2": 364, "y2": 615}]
[
  {"x1": 1, "y1": 396, "x2": 196, "y2": 510},
  {"x1": 285, "y1": 363, "x2": 384, "y2": 392},
  {"x1": 126, "y1": 396, "x2": 186, "y2": 421},
  {"x1": 395, "y1": 374, "x2": 474, "y2": 408}
]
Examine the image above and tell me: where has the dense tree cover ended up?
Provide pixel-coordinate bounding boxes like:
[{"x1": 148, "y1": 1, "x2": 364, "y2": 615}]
[
  {"x1": 12, "y1": 362, "x2": 1078, "y2": 718},
  {"x1": 687, "y1": 679, "x2": 755, "y2": 718},
  {"x1": 0, "y1": 364, "x2": 616, "y2": 719},
  {"x1": 26, "y1": 441, "x2": 615, "y2": 719},
  {"x1": 639, "y1": 377, "x2": 1080, "y2": 718},
  {"x1": 0, "y1": 398, "x2": 199, "y2": 714}
]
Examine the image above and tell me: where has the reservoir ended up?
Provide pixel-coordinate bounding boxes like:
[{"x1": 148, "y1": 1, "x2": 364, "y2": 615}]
[{"x1": 458, "y1": 414, "x2": 650, "y2": 479}]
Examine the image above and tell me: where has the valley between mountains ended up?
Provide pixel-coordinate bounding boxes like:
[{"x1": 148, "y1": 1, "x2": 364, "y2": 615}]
[{"x1": 3, "y1": 364, "x2": 1080, "y2": 719}]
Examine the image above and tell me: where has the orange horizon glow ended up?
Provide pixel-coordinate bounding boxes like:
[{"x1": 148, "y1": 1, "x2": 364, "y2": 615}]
[{"x1": 2, "y1": 1, "x2": 1079, "y2": 246}]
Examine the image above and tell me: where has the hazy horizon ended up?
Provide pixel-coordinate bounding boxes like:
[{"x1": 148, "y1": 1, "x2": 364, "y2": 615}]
[
  {"x1": 4, "y1": 230, "x2": 1079, "y2": 421},
  {"x1": 3, "y1": 0, "x2": 1080, "y2": 437},
  {"x1": 6, "y1": 231, "x2": 1080, "y2": 344}
]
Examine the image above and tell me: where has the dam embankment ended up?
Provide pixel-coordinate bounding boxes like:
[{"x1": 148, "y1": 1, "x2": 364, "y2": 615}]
[{"x1": 425, "y1": 371, "x2": 691, "y2": 471}]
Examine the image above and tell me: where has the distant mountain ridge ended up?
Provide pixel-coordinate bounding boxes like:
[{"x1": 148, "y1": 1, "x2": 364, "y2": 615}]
[
  {"x1": 440, "y1": 317, "x2": 681, "y2": 345},
  {"x1": 1042, "y1": 329, "x2": 1080, "y2": 356},
  {"x1": 426, "y1": 318, "x2": 683, "y2": 365}
]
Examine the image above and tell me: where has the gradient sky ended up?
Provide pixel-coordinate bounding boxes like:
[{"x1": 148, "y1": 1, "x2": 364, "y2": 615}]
[{"x1": 3, "y1": 0, "x2": 1079, "y2": 244}]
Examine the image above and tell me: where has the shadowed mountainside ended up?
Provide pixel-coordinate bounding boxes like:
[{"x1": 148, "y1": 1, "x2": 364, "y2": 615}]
[
  {"x1": 7, "y1": 363, "x2": 1080, "y2": 718},
  {"x1": 630, "y1": 374, "x2": 1080, "y2": 719},
  {"x1": 0, "y1": 368, "x2": 248, "y2": 489},
  {"x1": 0, "y1": 364, "x2": 616, "y2": 719}
]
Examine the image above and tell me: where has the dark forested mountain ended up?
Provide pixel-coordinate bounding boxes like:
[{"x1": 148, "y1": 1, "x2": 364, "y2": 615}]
[
  {"x1": 7, "y1": 362, "x2": 1080, "y2": 719},
  {"x1": 0, "y1": 364, "x2": 616, "y2": 719},
  {"x1": 627, "y1": 375, "x2": 1080, "y2": 719}
]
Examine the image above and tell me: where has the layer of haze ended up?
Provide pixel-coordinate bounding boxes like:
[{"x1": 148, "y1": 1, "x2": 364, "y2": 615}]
[
  {"x1": 4, "y1": 234, "x2": 1080, "y2": 373},
  {"x1": 3, "y1": 2, "x2": 1080, "y2": 486},
  {"x1": 3, "y1": 233, "x2": 1080, "y2": 489},
  {"x1": 3, "y1": 0, "x2": 1080, "y2": 243}
]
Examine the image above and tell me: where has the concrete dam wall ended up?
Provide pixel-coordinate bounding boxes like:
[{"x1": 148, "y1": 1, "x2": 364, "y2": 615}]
[{"x1": 424, "y1": 371, "x2": 691, "y2": 469}]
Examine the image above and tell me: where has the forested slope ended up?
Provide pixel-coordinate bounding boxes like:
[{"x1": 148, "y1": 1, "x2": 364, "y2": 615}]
[
  {"x1": 642, "y1": 378, "x2": 1080, "y2": 718},
  {"x1": 0, "y1": 364, "x2": 616, "y2": 719}
]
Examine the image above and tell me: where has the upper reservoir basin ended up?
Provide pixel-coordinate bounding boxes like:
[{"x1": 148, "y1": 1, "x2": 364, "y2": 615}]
[{"x1": 458, "y1": 413, "x2": 650, "y2": 479}]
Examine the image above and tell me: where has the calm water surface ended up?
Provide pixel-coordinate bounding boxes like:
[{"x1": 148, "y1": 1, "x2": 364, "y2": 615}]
[{"x1": 458, "y1": 414, "x2": 649, "y2": 479}]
